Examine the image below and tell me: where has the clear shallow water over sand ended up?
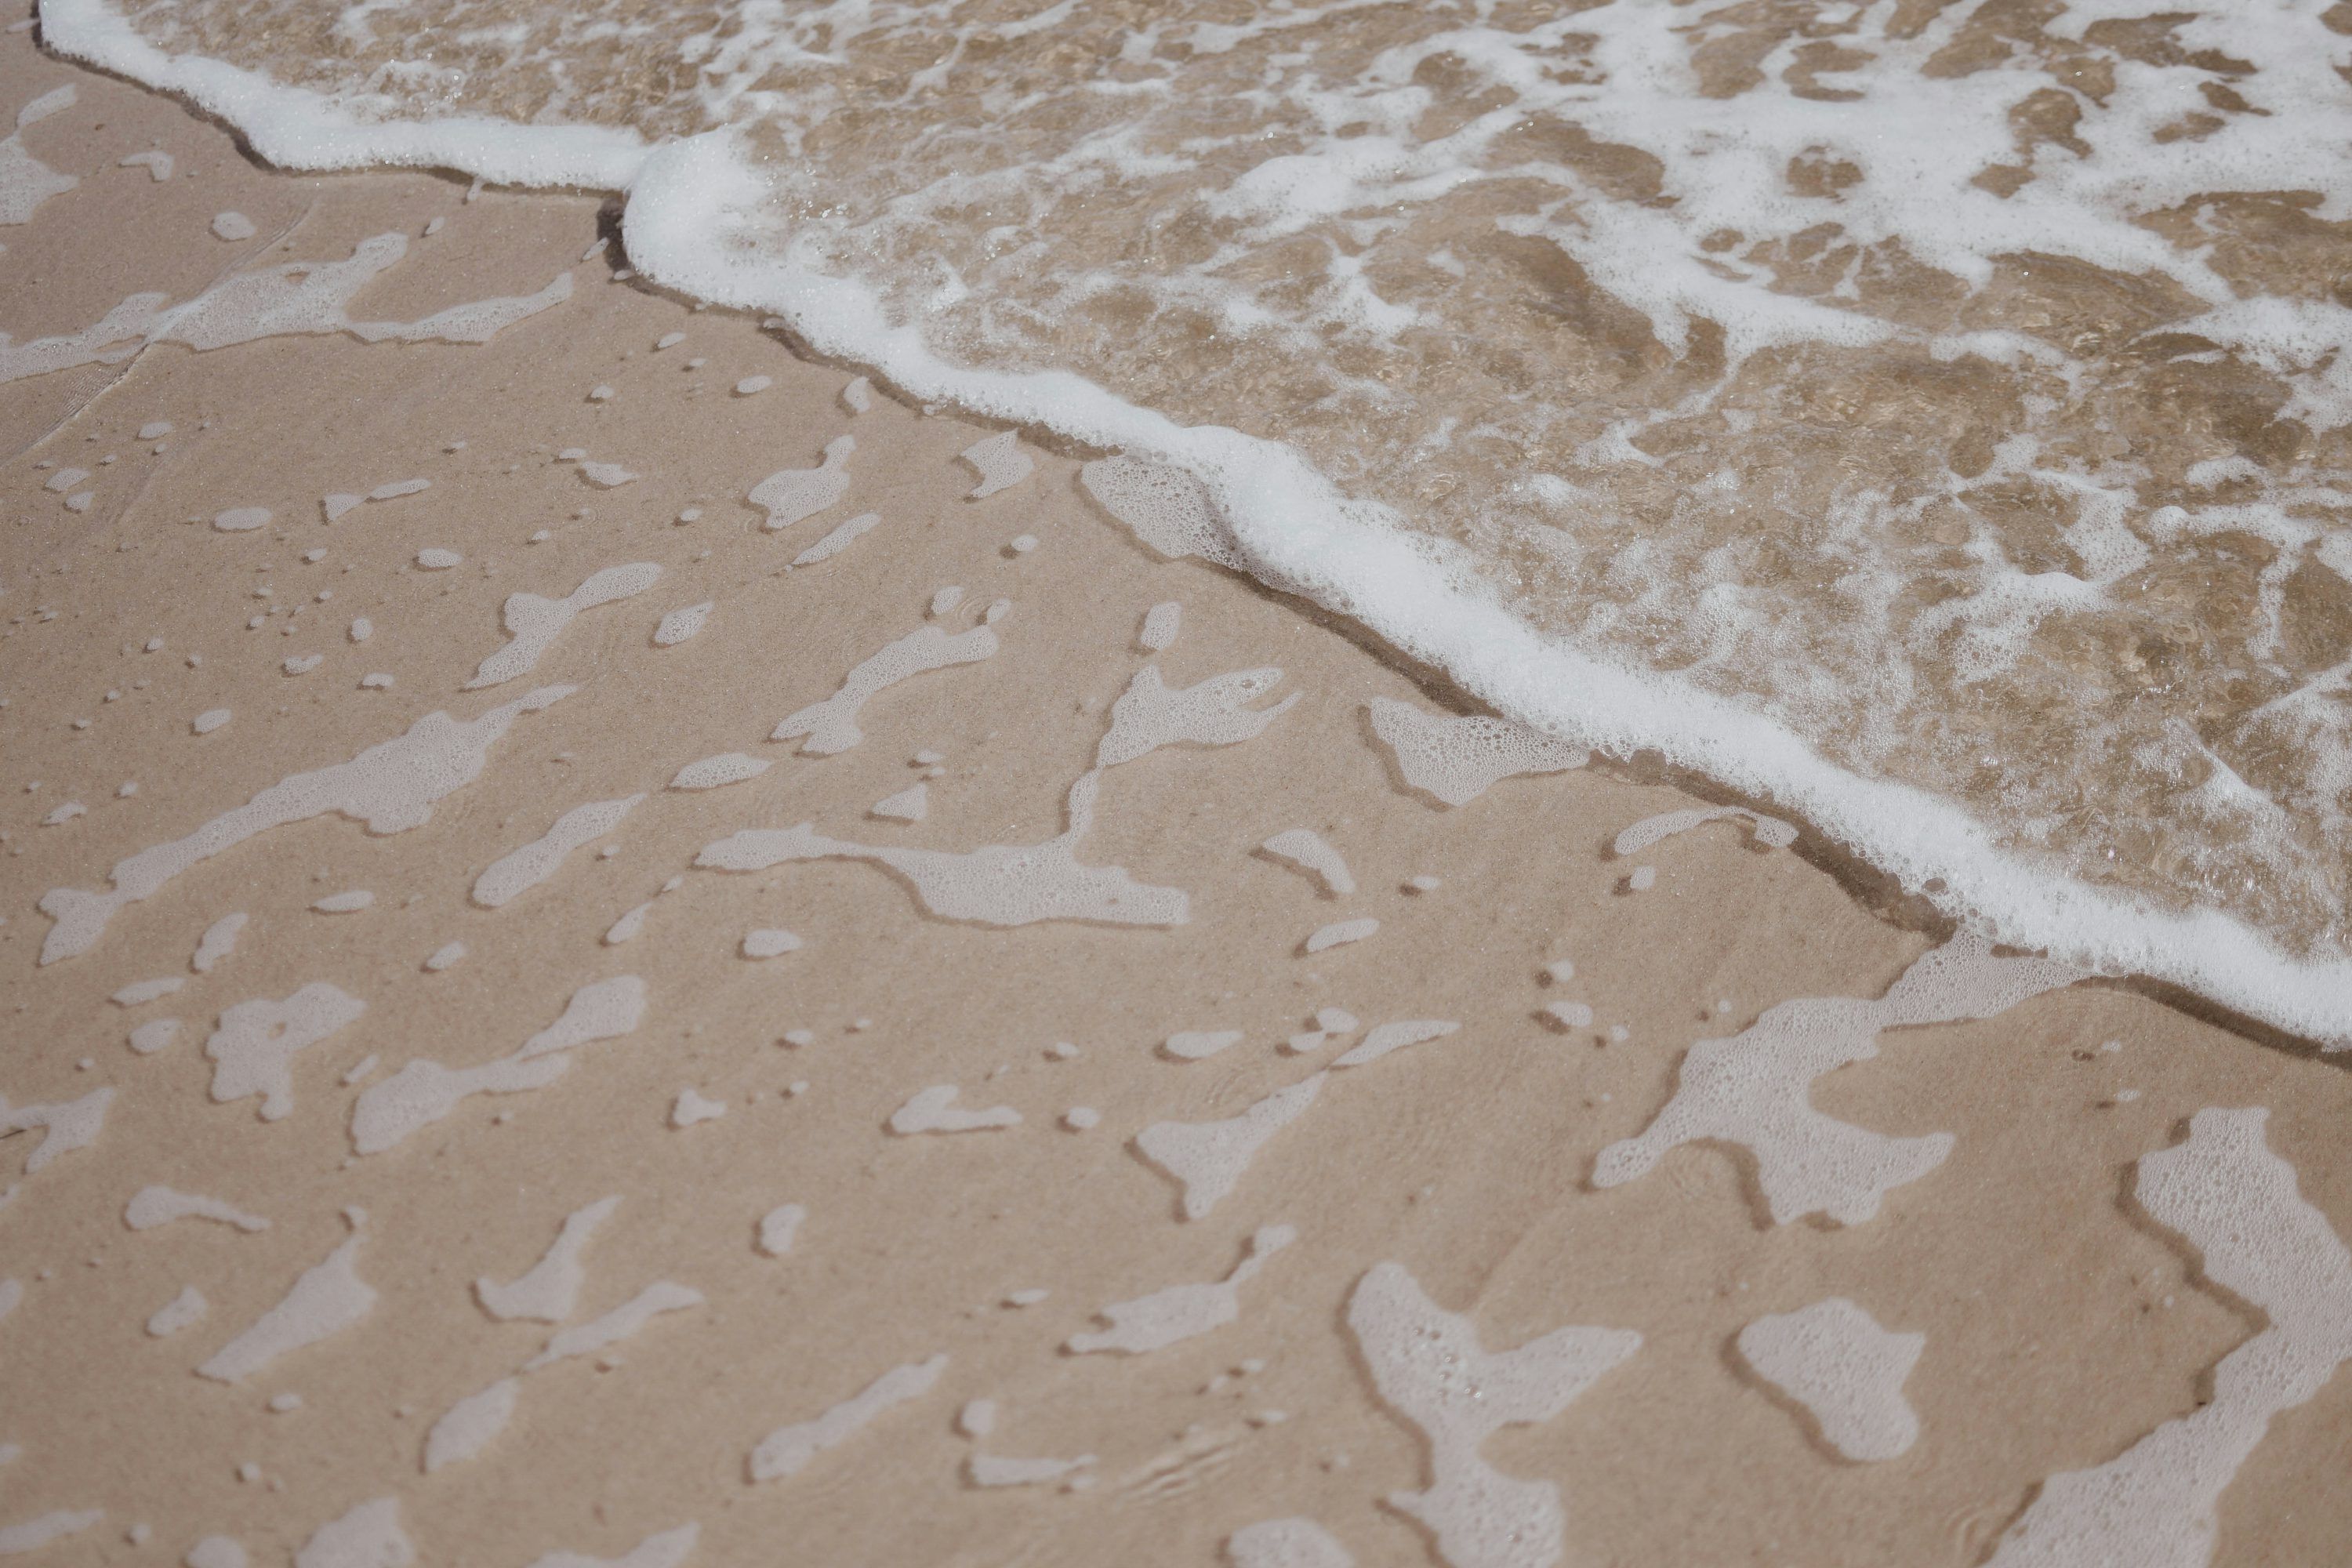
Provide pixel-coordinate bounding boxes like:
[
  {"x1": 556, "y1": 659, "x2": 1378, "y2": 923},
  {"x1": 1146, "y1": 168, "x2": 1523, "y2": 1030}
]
[{"x1": 36, "y1": 0, "x2": 2352, "y2": 1036}]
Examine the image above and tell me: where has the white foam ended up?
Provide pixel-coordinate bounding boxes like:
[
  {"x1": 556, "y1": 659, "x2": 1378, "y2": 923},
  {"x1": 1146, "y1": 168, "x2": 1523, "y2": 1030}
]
[
  {"x1": 1348, "y1": 1261, "x2": 1639, "y2": 1568},
  {"x1": 1067, "y1": 1225, "x2": 1294, "y2": 1355},
  {"x1": 1227, "y1": 1520, "x2": 1356, "y2": 1568},
  {"x1": 671, "y1": 1088, "x2": 727, "y2": 1127},
  {"x1": 0, "y1": 85, "x2": 77, "y2": 227},
  {"x1": 111, "y1": 976, "x2": 183, "y2": 1005},
  {"x1": 473, "y1": 794, "x2": 643, "y2": 907},
  {"x1": 125, "y1": 1186, "x2": 269, "y2": 1233},
  {"x1": 48, "y1": 0, "x2": 2352, "y2": 1040},
  {"x1": 205, "y1": 982, "x2": 366, "y2": 1121},
  {"x1": 192, "y1": 707, "x2": 232, "y2": 735},
  {"x1": 350, "y1": 976, "x2": 645, "y2": 1154},
  {"x1": 1737, "y1": 1298, "x2": 1922, "y2": 1462},
  {"x1": 840, "y1": 376, "x2": 872, "y2": 413},
  {"x1": 967, "y1": 1452, "x2": 1092, "y2": 1487},
  {"x1": 793, "y1": 511, "x2": 882, "y2": 568},
  {"x1": 652, "y1": 601, "x2": 711, "y2": 647},
  {"x1": 1259, "y1": 829, "x2": 1352, "y2": 897},
  {"x1": 1136, "y1": 1075, "x2": 1323, "y2": 1221},
  {"x1": 521, "y1": 1525, "x2": 699, "y2": 1568},
  {"x1": 199, "y1": 1210, "x2": 374, "y2": 1381},
  {"x1": 960, "y1": 432, "x2": 1034, "y2": 499},
  {"x1": 191, "y1": 911, "x2": 247, "y2": 972},
  {"x1": 424, "y1": 941, "x2": 466, "y2": 972},
  {"x1": 424, "y1": 1378, "x2": 517, "y2": 1472},
  {"x1": 749, "y1": 435, "x2": 853, "y2": 530},
  {"x1": 1594, "y1": 934, "x2": 2080, "y2": 1225},
  {"x1": 1990, "y1": 1108, "x2": 2352, "y2": 1567},
  {"x1": 0, "y1": 230, "x2": 572, "y2": 387},
  {"x1": 1096, "y1": 663, "x2": 1297, "y2": 768},
  {"x1": 467, "y1": 564, "x2": 660, "y2": 688},
  {"x1": 477, "y1": 1196, "x2": 619, "y2": 1321},
  {"x1": 1138, "y1": 601, "x2": 1181, "y2": 652},
  {"x1": 887, "y1": 1085, "x2": 1020, "y2": 1134},
  {"x1": 146, "y1": 1284, "x2": 209, "y2": 1338},
  {"x1": 869, "y1": 782, "x2": 927, "y2": 822},
  {"x1": 1369, "y1": 699, "x2": 1588, "y2": 809},
  {"x1": 670, "y1": 753, "x2": 768, "y2": 790},
  {"x1": 0, "y1": 1087, "x2": 112, "y2": 1173},
  {"x1": 740, "y1": 928, "x2": 800, "y2": 960},
  {"x1": 772, "y1": 621, "x2": 999, "y2": 756},
  {"x1": 756, "y1": 1203, "x2": 804, "y2": 1257},
  {"x1": 523, "y1": 1280, "x2": 702, "y2": 1371},
  {"x1": 749, "y1": 1354, "x2": 948, "y2": 1481},
  {"x1": 210, "y1": 210, "x2": 256, "y2": 241},
  {"x1": 1160, "y1": 1030, "x2": 1240, "y2": 1064},
  {"x1": 128, "y1": 1018, "x2": 181, "y2": 1054},
  {"x1": 1303, "y1": 918, "x2": 1377, "y2": 955},
  {"x1": 1080, "y1": 459, "x2": 1246, "y2": 570},
  {"x1": 292, "y1": 1498, "x2": 410, "y2": 1568},
  {"x1": 0, "y1": 1512, "x2": 103, "y2": 1557},
  {"x1": 118, "y1": 149, "x2": 171, "y2": 182},
  {"x1": 311, "y1": 889, "x2": 372, "y2": 913},
  {"x1": 39, "y1": 686, "x2": 571, "y2": 963},
  {"x1": 1614, "y1": 807, "x2": 1798, "y2": 858},
  {"x1": 187, "y1": 1537, "x2": 249, "y2": 1568},
  {"x1": 1331, "y1": 1019, "x2": 1457, "y2": 1069}
]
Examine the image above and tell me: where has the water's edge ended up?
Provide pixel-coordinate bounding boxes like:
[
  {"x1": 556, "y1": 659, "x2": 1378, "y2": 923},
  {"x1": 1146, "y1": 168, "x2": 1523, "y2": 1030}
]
[{"x1": 38, "y1": 0, "x2": 2351, "y2": 1047}]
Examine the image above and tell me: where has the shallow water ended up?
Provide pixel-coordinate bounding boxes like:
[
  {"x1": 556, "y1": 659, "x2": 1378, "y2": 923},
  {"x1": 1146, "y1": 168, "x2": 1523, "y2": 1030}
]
[{"x1": 40, "y1": 0, "x2": 2352, "y2": 1030}]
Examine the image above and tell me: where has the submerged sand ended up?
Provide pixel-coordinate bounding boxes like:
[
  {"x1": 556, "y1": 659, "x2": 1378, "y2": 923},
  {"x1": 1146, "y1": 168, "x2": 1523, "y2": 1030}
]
[{"x1": 2, "y1": 31, "x2": 2350, "y2": 1568}]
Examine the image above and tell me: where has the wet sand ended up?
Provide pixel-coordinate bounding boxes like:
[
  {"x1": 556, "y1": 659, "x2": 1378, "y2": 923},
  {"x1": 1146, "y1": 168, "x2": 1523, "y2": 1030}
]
[{"x1": 3, "y1": 32, "x2": 2350, "y2": 1568}]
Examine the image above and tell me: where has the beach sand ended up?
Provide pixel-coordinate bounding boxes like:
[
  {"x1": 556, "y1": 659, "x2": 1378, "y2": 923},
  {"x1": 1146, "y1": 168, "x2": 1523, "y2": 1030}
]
[{"x1": 3, "y1": 29, "x2": 2349, "y2": 1567}]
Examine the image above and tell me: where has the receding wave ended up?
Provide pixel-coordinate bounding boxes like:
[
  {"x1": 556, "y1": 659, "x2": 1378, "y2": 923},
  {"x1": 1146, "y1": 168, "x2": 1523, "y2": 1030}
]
[{"x1": 38, "y1": 0, "x2": 2352, "y2": 1041}]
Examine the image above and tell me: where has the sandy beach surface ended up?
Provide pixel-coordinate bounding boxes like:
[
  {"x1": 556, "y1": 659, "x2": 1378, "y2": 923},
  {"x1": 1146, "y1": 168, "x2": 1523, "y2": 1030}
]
[{"x1": 4, "y1": 26, "x2": 2350, "y2": 1568}]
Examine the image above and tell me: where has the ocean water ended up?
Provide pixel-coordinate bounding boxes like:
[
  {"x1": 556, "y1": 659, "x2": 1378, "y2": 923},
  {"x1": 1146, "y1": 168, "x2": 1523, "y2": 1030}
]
[{"x1": 42, "y1": 0, "x2": 2352, "y2": 1040}]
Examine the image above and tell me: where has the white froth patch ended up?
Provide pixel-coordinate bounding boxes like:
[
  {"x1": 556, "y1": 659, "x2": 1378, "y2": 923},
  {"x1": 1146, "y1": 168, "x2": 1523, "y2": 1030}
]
[
  {"x1": 670, "y1": 752, "x2": 768, "y2": 790},
  {"x1": 1138, "y1": 601, "x2": 1181, "y2": 652},
  {"x1": 416, "y1": 548, "x2": 462, "y2": 569},
  {"x1": 671, "y1": 1088, "x2": 728, "y2": 1127},
  {"x1": 1080, "y1": 459, "x2": 1245, "y2": 569},
  {"x1": 1097, "y1": 663, "x2": 1296, "y2": 768},
  {"x1": 1228, "y1": 1519, "x2": 1356, "y2": 1568},
  {"x1": 425, "y1": 1377, "x2": 517, "y2": 1473},
  {"x1": 205, "y1": 982, "x2": 366, "y2": 1121},
  {"x1": 1594, "y1": 935, "x2": 2078, "y2": 1225},
  {"x1": 293, "y1": 1497, "x2": 409, "y2": 1568},
  {"x1": 191, "y1": 707, "x2": 232, "y2": 735},
  {"x1": 966, "y1": 1451, "x2": 1093, "y2": 1488},
  {"x1": 0, "y1": 1512, "x2": 103, "y2": 1558},
  {"x1": 1737, "y1": 1298, "x2": 1922, "y2": 1462},
  {"x1": 1369, "y1": 698, "x2": 1587, "y2": 808},
  {"x1": 1348, "y1": 1261, "x2": 1639, "y2": 1568},
  {"x1": 0, "y1": 1088, "x2": 111, "y2": 1173},
  {"x1": 424, "y1": 941, "x2": 466, "y2": 972},
  {"x1": 477, "y1": 1196, "x2": 619, "y2": 1323},
  {"x1": 147, "y1": 1284, "x2": 209, "y2": 1338},
  {"x1": 1614, "y1": 806, "x2": 1796, "y2": 858},
  {"x1": 311, "y1": 889, "x2": 372, "y2": 913},
  {"x1": 350, "y1": 976, "x2": 644, "y2": 1155},
  {"x1": 960, "y1": 431, "x2": 1034, "y2": 499},
  {"x1": 118, "y1": 150, "x2": 170, "y2": 182},
  {"x1": 128, "y1": 1017, "x2": 181, "y2": 1054},
  {"x1": 1331, "y1": 1018, "x2": 1457, "y2": 1068},
  {"x1": 210, "y1": 210, "x2": 256, "y2": 241},
  {"x1": 652, "y1": 601, "x2": 711, "y2": 647},
  {"x1": 366, "y1": 477, "x2": 429, "y2": 502},
  {"x1": 186, "y1": 1538, "x2": 248, "y2": 1568},
  {"x1": 869, "y1": 782, "x2": 927, "y2": 822},
  {"x1": 111, "y1": 976, "x2": 183, "y2": 1005},
  {"x1": 125, "y1": 1185, "x2": 268, "y2": 1233},
  {"x1": 750, "y1": 434, "x2": 852, "y2": 530},
  {"x1": 1136, "y1": 1075, "x2": 1323, "y2": 1221},
  {"x1": 523, "y1": 1280, "x2": 702, "y2": 1372},
  {"x1": 773, "y1": 618, "x2": 999, "y2": 756},
  {"x1": 888, "y1": 1085, "x2": 1019, "y2": 1134},
  {"x1": 0, "y1": 231, "x2": 572, "y2": 388},
  {"x1": 1990, "y1": 1108, "x2": 2352, "y2": 1568},
  {"x1": 1303, "y1": 917, "x2": 1377, "y2": 954},
  {"x1": 41, "y1": 686, "x2": 569, "y2": 964},
  {"x1": 734, "y1": 375, "x2": 771, "y2": 396},
  {"x1": 1260, "y1": 828, "x2": 1352, "y2": 897},
  {"x1": 750, "y1": 1355, "x2": 948, "y2": 1482},
  {"x1": 756, "y1": 1203, "x2": 804, "y2": 1257},
  {"x1": 212, "y1": 506, "x2": 270, "y2": 532},
  {"x1": 468, "y1": 563, "x2": 660, "y2": 688},
  {"x1": 1066, "y1": 1225, "x2": 1294, "y2": 1356},
  {"x1": 1156, "y1": 1030, "x2": 1237, "y2": 1064},
  {"x1": 473, "y1": 795, "x2": 642, "y2": 908},
  {"x1": 741, "y1": 928, "x2": 800, "y2": 960},
  {"x1": 792, "y1": 510, "x2": 882, "y2": 568},
  {"x1": 198, "y1": 1210, "x2": 375, "y2": 1381},
  {"x1": 0, "y1": 86, "x2": 78, "y2": 228},
  {"x1": 841, "y1": 376, "x2": 872, "y2": 412},
  {"x1": 192, "y1": 911, "x2": 247, "y2": 972},
  {"x1": 521, "y1": 1525, "x2": 699, "y2": 1568}
]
